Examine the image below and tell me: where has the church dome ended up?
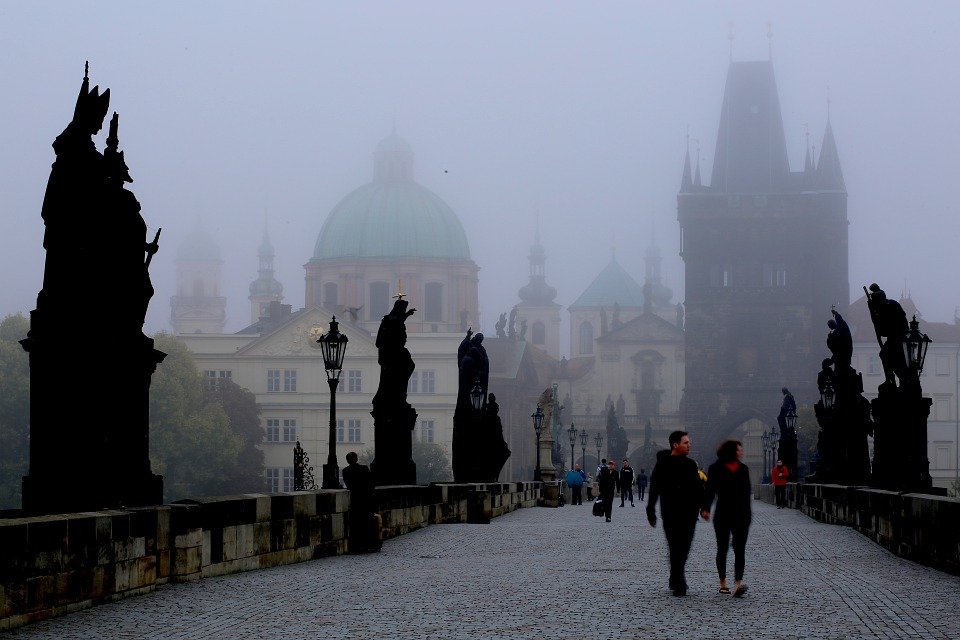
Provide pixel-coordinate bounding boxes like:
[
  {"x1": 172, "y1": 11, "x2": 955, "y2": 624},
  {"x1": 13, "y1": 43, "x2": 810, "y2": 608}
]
[{"x1": 312, "y1": 134, "x2": 471, "y2": 261}]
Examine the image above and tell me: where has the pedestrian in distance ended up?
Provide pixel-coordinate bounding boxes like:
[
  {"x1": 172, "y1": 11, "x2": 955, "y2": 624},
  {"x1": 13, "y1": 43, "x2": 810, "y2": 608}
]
[
  {"x1": 565, "y1": 463, "x2": 587, "y2": 505},
  {"x1": 701, "y1": 440, "x2": 752, "y2": 598},
  {"x1": 342, "y1": 451, "x2": 380, "y2": 553},
  {"x1": 636, "y1": 468, "x2": 648, "y2": 502},
  {"x1": 771, "y1": 459, "x2": 789, "y2": 508},
  {"x1": 619, "y1": 458, "x2": 635, "y2": 507},
  {"x1": 597, "y1": 459, "x2": 618, "y2": 522},
  {"x1": 646, "y1": 430, "x2": 703, "y2": 596}
]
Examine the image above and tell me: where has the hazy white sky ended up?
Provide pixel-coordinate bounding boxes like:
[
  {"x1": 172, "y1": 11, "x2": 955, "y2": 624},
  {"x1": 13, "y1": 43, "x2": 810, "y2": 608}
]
[{"x1": 2, "y1": 2, "x2": 959, "y2": 355}]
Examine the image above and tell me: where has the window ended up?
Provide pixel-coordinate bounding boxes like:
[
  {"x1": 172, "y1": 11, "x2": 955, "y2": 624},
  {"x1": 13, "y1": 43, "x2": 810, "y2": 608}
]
[
  {"x1": 204, "y1": 370, "x2": 232, "y2": 389},
  {"x1": 265, "y1": 418, "x2": 280, "y2": 442},
  {"x1": 579, "y1": 321, "x2": 594, "y2": 355},
  {"x1": 935, "y1": 355, "x2": 950, "y2": 376},
  {"x1": 933, "y1": 444, "x2": 952, "y2": 470},
  {"x1": 425, "y1": 282, "x2": 443, "y2": 322},
  {"x1": 421, "y1": 420, "x2": 435, "y2": 443},
  {"x1": 338, "y1": 418, "x2": 362, "y2": 443},
  {"x1": 348, "y1": 419, "x2": 361, "y2": 443},
  {"x1": 370, "y1": 281, "x2": 389, "y2": 320},
  {"x1": 532, "y1": 321, "x2": 546, "y2": 345},
  {"x1": 284, "y1": 369, "x2": 297, "y2": 392},
  {"x1": 268, "y1": 369, "x2": 297, "y2": 392},
  {"x1": 934, "y1": 399, "x2": 950, "y2": 421},
  {"x1": 282, "y1": 419, "x2": 297, "y2": 442},
  {"x1": 265, "y1": 468, "x2": 280, "y2": 493},
  {"x1": 348, "y1": 370, "x2": 362, "y2": 393},
  {"x1": 408, "y1": 372, "x2": 418, "y2": 394},
  {"x1": 282, "y1": 468, "x2": 294, "y2": 492},
  {"x1": 323, "y1": 282, "x2": 339, "y2": 308},
  {"x1": 722, "y1": 265, "x2": 733, "y2": 287},
  {"x1": 267, "y1": 369, "x2": 281, "y2": 392},
  {"x1": 867, "y1": 355, "x2": 880, "y2": 376},
  {"x1": 762, "y1": 264, "x2": 787, "y2": 287},
  {"x1": 421, "y1": 370, "x2": 435, "y2": 393}
]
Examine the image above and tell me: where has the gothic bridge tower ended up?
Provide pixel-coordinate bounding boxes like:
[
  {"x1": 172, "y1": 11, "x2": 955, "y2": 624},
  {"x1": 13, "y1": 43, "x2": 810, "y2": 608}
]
[{"x1": 677, "y1": 59, "x2": 848, "y2": 449}]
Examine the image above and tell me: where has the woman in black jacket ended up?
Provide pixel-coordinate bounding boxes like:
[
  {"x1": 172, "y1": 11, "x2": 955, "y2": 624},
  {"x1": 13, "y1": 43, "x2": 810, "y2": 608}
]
[{"x1": 700, "y1": 439, "x2": 752, "y2": 597}]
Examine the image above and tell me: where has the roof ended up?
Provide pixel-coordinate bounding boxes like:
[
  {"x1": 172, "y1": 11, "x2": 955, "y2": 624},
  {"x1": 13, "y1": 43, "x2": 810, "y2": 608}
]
[
  {"x1": 598, "y1": 311, "x2": 684, "y2": 344},
  {"x1": 845, "y1": 295, "x2": 960, "y2": 343},
  {"x1": 569, "y1": 257, "x2": 645, "y2": 309},
  {"x1": 312, "y1": 134, "x2": 471, "y2": 262}
]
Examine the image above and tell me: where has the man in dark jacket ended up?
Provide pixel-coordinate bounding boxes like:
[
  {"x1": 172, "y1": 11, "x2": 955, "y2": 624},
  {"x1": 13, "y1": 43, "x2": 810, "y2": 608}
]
[
  {"x1": 646, "y1": 431, "x2": 703, "y2": 596},
  {"x1": 343, "y1": 451, "x2": 380, "y2": 553},
  {"x1": 619, "y1": 458, "x2": 635, "y2": 507},
  {"x1": 597, "y1": 460, "x2": 618, "y2": 522},
  {"x1": 636, "y1": 468, "x2": 648, "y2": 501}
]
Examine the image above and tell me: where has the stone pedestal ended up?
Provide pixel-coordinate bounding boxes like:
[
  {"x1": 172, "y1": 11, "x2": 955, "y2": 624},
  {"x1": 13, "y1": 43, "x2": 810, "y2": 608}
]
[{"x1": 871, "y1": 382, "x2": 932, "y2": 492}]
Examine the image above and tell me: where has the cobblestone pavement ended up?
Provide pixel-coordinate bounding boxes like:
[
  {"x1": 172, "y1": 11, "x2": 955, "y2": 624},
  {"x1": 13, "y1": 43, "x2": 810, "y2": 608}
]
[{"x1": 6, "y1": 500, "x2": 960, "y2": 640}]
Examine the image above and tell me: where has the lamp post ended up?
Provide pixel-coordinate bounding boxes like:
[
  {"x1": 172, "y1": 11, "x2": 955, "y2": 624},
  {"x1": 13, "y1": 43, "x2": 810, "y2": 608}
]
[
  {"x1": 761, "y1": 429, "x2": 771, "y2": 482},
  {"x1": 568, "y1": 423, "x2": 578, "y2": 473},
  {"x1": 470, "y1": 378, "x2": 485, "y2": 413},
  {"x1": 594, "y1": 432, "x2": 603, "y2": 469},
  {"x1": 579, "y1": 427, "x2": 588, "y2": 470},
  {"x1": 821, "y1": 380, "x2": 835, "y2": 410},
  {"x1": 531, "y1": 404, "x2": 544, "y2": 481},
  {"x1": 317, "y1": 316, "x2": 348, "y2": 489},
  {"x1": 904, "y1": 314, "x2": 932, "y2": 379}
]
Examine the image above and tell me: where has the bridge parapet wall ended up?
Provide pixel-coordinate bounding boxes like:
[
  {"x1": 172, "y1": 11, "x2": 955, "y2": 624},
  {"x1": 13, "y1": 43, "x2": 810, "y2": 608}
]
[
  {"x1": 0, "y1": 482, "x2": 539, "y2": 631},
  {"x1": 755, "y1": 483, "x2": 960, "y2": 575}
]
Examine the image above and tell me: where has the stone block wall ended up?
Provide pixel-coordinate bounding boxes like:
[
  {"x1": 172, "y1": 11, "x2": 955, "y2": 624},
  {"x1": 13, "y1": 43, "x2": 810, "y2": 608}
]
[
  {"x1": 0, "y1": 482, "x2": 538, "y2": 630},
  {"x1": 755, "y1": 483, "x2": 960, "y2": 575}
]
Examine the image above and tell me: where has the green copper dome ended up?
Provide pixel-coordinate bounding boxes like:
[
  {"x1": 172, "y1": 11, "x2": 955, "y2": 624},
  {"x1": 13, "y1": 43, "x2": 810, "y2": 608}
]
[{"x1": 312, "y1": 134, "x2": 471, "y2": 261}]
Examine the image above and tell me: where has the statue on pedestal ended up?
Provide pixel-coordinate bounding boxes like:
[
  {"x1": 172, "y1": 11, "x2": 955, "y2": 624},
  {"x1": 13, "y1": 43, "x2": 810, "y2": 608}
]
[
  {"x1": 452, "y1": 328, "x2": 509, "y2": 482},
  {"x1": 370, "y1": 296, "x2": 418, "y2": 485},
  {"x1": 21, "y1": 64, "x2": 165, "y2": 513}
]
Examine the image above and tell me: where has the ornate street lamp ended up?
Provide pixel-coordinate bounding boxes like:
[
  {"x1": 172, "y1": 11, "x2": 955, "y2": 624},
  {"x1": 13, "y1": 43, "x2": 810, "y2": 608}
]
[
  {"x1": 579, "y1": 427, "x2": 588, "y2": 469},
  {"x1": 470, "y1": 378, "x2": 485, "y2": 412},
  {"x1": 594, "y1": 432, "x2": 603, "y2": 470},
  {"x1": 568, "y1": 423, "x2": 578, "y2": 472},
  {"x1": 903, "y1": 315, "x2": 932, "y2": 375},
  {"x1": 821, "y1": 380, "x2": 835, "y2": 410},
  {"x1": 761, "y1": 429, "x2": 772, "y2": 482},
  {"x1": 317, "y1": 316, "x2": 348, "y2": 489},
  {"x1": 785, "y1": 409, "x2": 798, "y2": 431},
  {"x1": 531, "y1": 403, "x2": 544, "y2": 481}
]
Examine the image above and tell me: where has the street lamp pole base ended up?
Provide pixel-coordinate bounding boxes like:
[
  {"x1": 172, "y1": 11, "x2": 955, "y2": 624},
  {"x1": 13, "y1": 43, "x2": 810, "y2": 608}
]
[{"x1": 322, "y1": 463, "x2": 342, "y2": 490}]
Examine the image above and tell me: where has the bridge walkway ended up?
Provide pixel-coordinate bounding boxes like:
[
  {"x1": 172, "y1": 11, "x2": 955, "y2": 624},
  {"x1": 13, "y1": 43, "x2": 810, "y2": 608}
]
[{"x1": 5, "y1": 500, "x2": 959, "y2": 639}]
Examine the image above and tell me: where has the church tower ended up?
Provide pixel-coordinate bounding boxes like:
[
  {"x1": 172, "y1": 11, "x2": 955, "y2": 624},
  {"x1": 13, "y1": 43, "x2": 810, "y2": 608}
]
[
  {"x1": 170, "y1": 221, "x2": 227, "y2": 334},
  {"x1": 516, "y1": 230, "x2": 561, "y2": 358},
  {"x1": 248, "y1": 226, "x2": 284, "y2": 323},
  {"x1": 677, "y1": 60, "x2": 848, "y2": 448}
]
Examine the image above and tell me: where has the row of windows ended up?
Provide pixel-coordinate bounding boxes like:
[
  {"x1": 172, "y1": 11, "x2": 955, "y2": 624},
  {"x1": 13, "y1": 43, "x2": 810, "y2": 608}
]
[
  {"x1": 263, "y1": 418, "x2": 439, "y2": 444},
  {"x1": 323, "y1": 281, "x2": 445, "y2": 322},
  {"x1": 204, "y1": 370, "x2": 232, "y2": 389},
  {"x1": 265, "y1": 369, "x2": 438, "y2": 394},
  {"x1": 708, "y1": 264, "x2": 787, "y2": 288}
]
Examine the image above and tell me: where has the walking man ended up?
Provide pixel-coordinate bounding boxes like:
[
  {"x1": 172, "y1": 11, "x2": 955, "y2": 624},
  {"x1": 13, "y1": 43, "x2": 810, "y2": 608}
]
[
  {"x1": 597, "y1": 460, "x2": 617, "y2": 522},
  {"x1": 566, "y1": 463, "x2": 587, "y2": 505},
  {"x1": 619, "y1": 458, "x2": 635, "y2": 507},
  {"x1": 636, "y1": 468, "x2": 648, "y2": 502},
  {"x1": 646, "y1": 431, "x2": 703, "y2": 596}
]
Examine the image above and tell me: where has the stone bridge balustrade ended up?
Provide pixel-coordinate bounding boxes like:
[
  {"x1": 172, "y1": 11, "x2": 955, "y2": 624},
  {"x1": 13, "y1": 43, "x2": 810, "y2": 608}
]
[{"x1": 0, "y1": 482, "x2": 539, "y2": 631}]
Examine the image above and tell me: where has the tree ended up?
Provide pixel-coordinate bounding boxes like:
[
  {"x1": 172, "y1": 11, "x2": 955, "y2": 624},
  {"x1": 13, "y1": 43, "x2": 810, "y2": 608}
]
[
  {"x1": 358, "y1": 441, "x2": 452, "y2": 484},
  {"x1": 150, "y1": 333, "x2": 253, "y2": 501},
  {"x1": 208, "y1": 378, "x2": 266, "y2": 493},
  {"x1": 0, "y1": 314, "x2": 30, "y2": 509}
]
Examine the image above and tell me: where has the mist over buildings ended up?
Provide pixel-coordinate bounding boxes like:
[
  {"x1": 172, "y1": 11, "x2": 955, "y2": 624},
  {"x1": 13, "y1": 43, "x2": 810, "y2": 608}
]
[{"x1": 2, "y1": 2, "x2": 959, "y2": 355}]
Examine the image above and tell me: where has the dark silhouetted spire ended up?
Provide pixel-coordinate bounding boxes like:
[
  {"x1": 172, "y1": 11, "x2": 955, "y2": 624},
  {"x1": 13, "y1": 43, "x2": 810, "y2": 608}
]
[
  {"x1": 680, "y1": 136, "x2": 693, "y2": 192},
  {"x1": 817, "y1": 119, "x2": 845, "y2": 191},
  {"x1": 693, "y1": 139, "x2": 702, "y2": 188},
  {"x1": 710, "y1": 61, "x2": 790, "y2": 193}
]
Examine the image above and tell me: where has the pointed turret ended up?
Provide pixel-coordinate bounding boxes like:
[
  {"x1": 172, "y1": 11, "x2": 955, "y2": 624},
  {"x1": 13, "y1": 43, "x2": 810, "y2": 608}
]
[
  {"x1": 816, "y1": 120, "x2": 845, "y2": 191},
  {"x1": 680, "y1": 142, "x2": 693, "y2": 192},
  {"x1": 710, "y1": 61, "x2": 790, "y2": 192},
  {"x1": 516, "y1": 227, "x2": 560, "y2": 358},
  {"x1": 693, "y1": 152, "x2": 702, "y2": 188}
]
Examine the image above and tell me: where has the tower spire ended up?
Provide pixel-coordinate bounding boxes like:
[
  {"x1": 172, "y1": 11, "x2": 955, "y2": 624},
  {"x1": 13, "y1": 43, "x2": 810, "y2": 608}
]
[
  {"x1": 680, "y1": 131, "x2": 693, "y2": 191},
  {"x1": 693, "y1": 139, "x2": 702, "y2": 187}
]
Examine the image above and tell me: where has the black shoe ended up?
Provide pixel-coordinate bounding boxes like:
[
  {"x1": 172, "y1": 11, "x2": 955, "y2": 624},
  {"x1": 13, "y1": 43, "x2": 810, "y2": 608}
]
[
  {"x1": 672, "y1": 587, "x2": 687, "y2": 597},
  {"x1": 619, "y1": 504, "x2": 624, "y2": 508},
  {"x1": 631, "y1": 503, "x2": 635, "y2": 507}
]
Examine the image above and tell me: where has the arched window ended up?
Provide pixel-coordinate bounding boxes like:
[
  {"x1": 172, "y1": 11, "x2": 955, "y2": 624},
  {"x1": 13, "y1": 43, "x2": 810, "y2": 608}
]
[
  {"x1": 369, "y1": 282, "x2": 389, "y2": 320},
  {"x1": 323, "y1": 282, "x2": 338, "y2": 308},
  {"x1": 193, "y1": 278, "x2": 204, "y2": 297},
  {"x1": 532, "y1": 321, "x2": 546, "y2": 345},
  {"x1": 579, "y1": 321, "x2": 594, "y2": 355},
  {"x1": 424, "y1": 282, "x2": 443, "y2": 322}
]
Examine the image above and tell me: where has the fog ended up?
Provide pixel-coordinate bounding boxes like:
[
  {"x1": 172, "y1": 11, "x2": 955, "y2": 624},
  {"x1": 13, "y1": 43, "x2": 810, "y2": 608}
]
[{"x1": 2, "y1": 2, "x2": 959, "y2": 353}]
